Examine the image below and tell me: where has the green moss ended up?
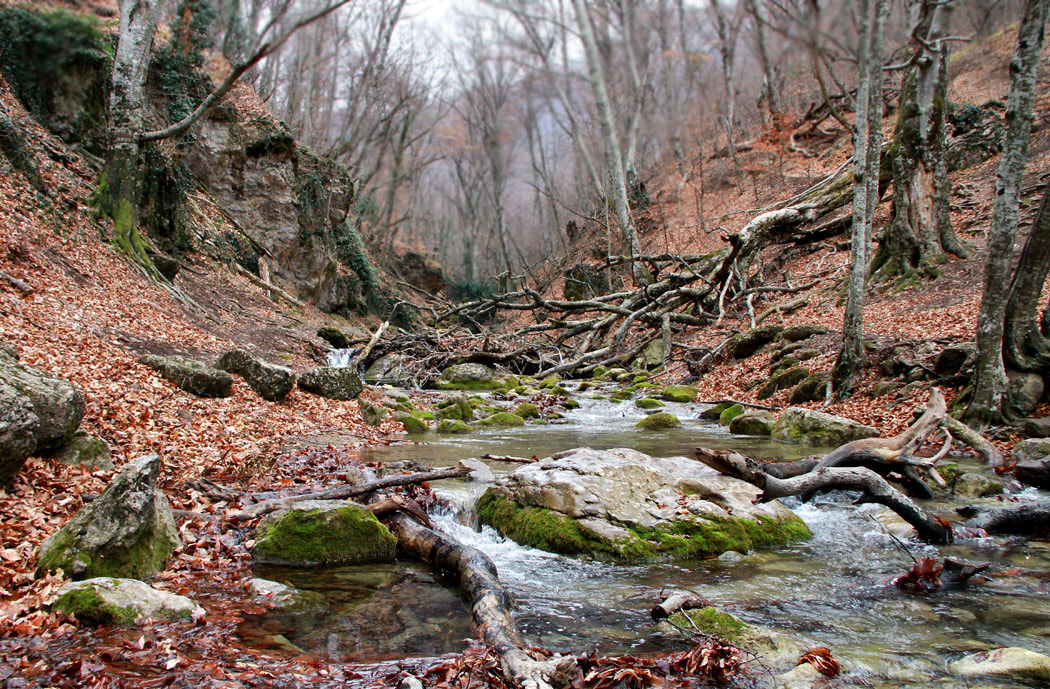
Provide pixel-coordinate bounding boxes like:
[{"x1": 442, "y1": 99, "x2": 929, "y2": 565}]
[
  {"x1": 662, "y1": 385, "x2": 698, "y2": 403},
  {"x1": 538, "y1": 374, "x2": 561, "y2": 389},
  {"x1": 435, "y1": 378, "x2": 507, "y2": 391},
  {"x1": 592, "y1": 365, "x2": 608, "y2": 378},
  {"x1": 416, "y1": 411, "x2": 435, "y2": 421},
  {"x1": 577, "y1": 381, "x2": 594, "y2": 392},
  {"x1": 668, "y1": 607, "x2": 747, "y2": 641},
  {"x1": 252, "y1": 505, "x2": 396, "y2": 566},
  {"x1": 718, "y1": 404, "x2": 745, "y2": 425},
  {"x1": 436, "y1": 419, "x2": 473, "y2": 434},
  {"x1": 395, "y1": 411, "x2": 428, "y2": 434},
  {"x1": 562, "y1": 398, "x2": 580, "y2": 410},
  {"x1": 476, "y1": 491, "x2": 624, "y2": 557},
  {"x1": 938, "y1": 463, "x2": 961, "y2": 485},
  {"x1": 636, "y1": 397, "x2": 665, "y2": 409},
  {"x1": 512, "y1": 402, "x2": 540, "y2": 419},
  {"x1": 637, "y1": 412, "x2": 681, "y2": 430},
  {"x1": 478, "y1": 412, "x2": 525, "y2": 427},
  {"x1": 611, "y1": 389, "x2": 633, "y2": 401},
  {"x1": 37, "y1": 516, "x2": 177, "y2": 580},
  {"x1": 435, "y1": 405, "x2": 463, "y2": 421},
  {"x1": 52, "y1": 586, "x2": 140, "y2": 626},
  {"x1": 699, "y1": 401, "x2": 733, "y2": 420}
]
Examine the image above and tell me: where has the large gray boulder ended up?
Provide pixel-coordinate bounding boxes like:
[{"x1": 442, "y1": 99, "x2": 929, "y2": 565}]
[
  {"x1": 772, "y1": 408, "x2": 879, "y2": 446},
  {"x1": 477, "y1": 447, "x2": 810, "y2": 560},
  {"x1": 949, "y1": 647, "x2": 1050, "y2": 682},
  {"x1": 53, "y1": 577, "x2": 202, "y2": 625},
  {"x1": 0, "y1": 354, "x2": 86, "y2": 486},
  {"x1": 435, "y1": 363, "x2": 513, "y2": 391},
  {"x1": 297, "y1": 367, "x2": 363, "y2": 400},
  {"x1": 364, "y1": 353, "x2": 412, "y2": 386},
  {"x1": 215, "y1": 348, "x2": 295, "y2": 402},
  {"x1": 252, "y1": 500, "x2": 397, "y2": 566},
  {"x1": 138, "y1": 355, "x2": 233, "y2": 398},
  {"x1": 37, "y1": 454, "x2": 180, "y2": 580}
]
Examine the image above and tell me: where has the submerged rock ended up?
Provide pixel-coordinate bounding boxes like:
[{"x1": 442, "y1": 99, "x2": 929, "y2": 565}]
[
  {"x1": 37, "y1": 454, "x2": 179, "y2": 580},
  {"x1": 138, "y1": 354, "x2": 233, "y2": 398},
  {"x1": 215, "y1": 349, "x2": 295, "y2": 402},
  {"x1": 949, "y1": 647, "x2": 1050, "y2": 682},
  {"x1": 477, "y1": 447, "x2": 810, "y2": 560},
  {"x1": 297, "y1": 367, "x2": 363, "y2": 401},
  {"x1": 53, "y1": 577, "x2": 202, "y2": 625},
  {"x1": 252, "y1": 500, "x2": 397, "y2": 566},
  {"x1": 247, "y1": 578, "x2": 326, "y2": 610},
  {"x1": 772, "y1": 408, "x2": 879, "y2": 446}
]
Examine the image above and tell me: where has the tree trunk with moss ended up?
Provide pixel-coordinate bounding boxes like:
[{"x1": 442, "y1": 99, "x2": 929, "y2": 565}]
[
  {"x1": 1004, "y1": 181, "x2": 1050, "y2": 372},
  {"x1": 872, "y1": 0, "x2": 969, "y2": 284},
  {"x1": 833, "y1": 0, "x2": 886, "y2": 394},
  {"x1": 966, "y1": 0, "x2": 1049, "y2": 427}
]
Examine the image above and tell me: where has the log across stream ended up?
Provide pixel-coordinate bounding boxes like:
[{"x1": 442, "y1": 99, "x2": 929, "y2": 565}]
[{"x1": 241, "y1": 389, "x2": 1050, "y2": 687}]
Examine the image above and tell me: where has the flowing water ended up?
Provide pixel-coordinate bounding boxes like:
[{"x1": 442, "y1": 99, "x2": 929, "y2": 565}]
[{"x1": 247, "y1": 388, "x2": 1050, "y2": 687}]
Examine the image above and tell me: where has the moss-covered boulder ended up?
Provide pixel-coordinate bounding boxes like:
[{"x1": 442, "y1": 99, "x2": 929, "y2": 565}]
[
  {"x1": 215, "y1": 348, "x2": 296, "y2": 402},
  {"x1": 729, "y1": 410, "x2": 775, "y2": 436},
  {"x1": 0, "y1": 352, "x2": 86, "y2": 486},
  {"x1": 772, "y1": 408, "x2": 879, "y2": 446},
  {"x1": 954, "y1": 472, "x2": 1005, "y2": 498},
  {"x1": 53, "y1": 577, "x2": 201, "y2": 626},
  {"x1": 756, "y1": 367, "x2": 809, "y2": 400},
  {"x1": 316, "y1": 327, "x2": 352, "y2": 349},
  {"x1": 477, "y1": 447, "x2": 810, "y2": 561},
  {"x1": 297, "y1": 367, "x2": 363, "y2": 401},
  {"x1": 636, "y1": 412, "x2": 680, "y2": 430},
  {"x1": 699, "y1": 401, "x2": 733, "y2": 420},
  {"x1": 359, "y1": 400, "x2": 390, "y2": 427},
  {"x1": 512, "y1": 402, "x2": 540, "y2": 419},
  {"x1": 718, "y1": 404, "x2": 745, "y2": 426},
  {"x1": 478, "y1": 412, "x2": 526, "y2": 427},
  {"x1": 788, "y1": 373, "x2": 828, "y2": 403},
  {"x1": 54, "y1": 431, "x2": 113, "y2": 470},
  {"x1": 436, "y1": 419, "x2": 473, "y2": 434},
  {"x1": 729, "y1": 325, "x2": 783, "y2": 359},
  {"x1": 662, "y1": 385, "x2": 698, "y2": 403},
  {"x1": 636, "y1": 397, "x2": 664, "y2": 410},
  {"x1": 138, "y1": 354, "x2": 233, "y2": 398},
  {"x1": 782, "y1": 324, "x2": 828, "y2": 342},
  {"x1": 668, "y1": 607, "x2": 748, "y2": 640},
  {"x1": 37, "y1": 454, "x2": 179, "y2": 580},
  {"x1": 435, "y1": 363, "x2": 511, "y2": 390},
  {"x1": 251, "y1": 501, "x2": 396, "y2": 566},
  {"x1": 436, "y1": 394, "x2": 473, "y2": 421},
  {"x1": 395, "y1": 411, "x2": 428, "y2": 434}
]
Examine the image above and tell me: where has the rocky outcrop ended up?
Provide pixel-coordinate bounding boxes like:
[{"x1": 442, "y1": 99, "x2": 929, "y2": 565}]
[
  {"x1": 772, "y1": 408, "x2": 879, "y2": 446},
  {"x1": 215, "y1": 349, "x2": 295, "y2": 402},
  {"x1": 0, "y1": 353, "x2": 86, "y2": 486},
  {"x1": 251, "y1": 500, "x2": 397, "y2": 566},
  {"x1": 434, "y1": 363, "x2": 514, "y2": 391},
  {"x1": 138, "y1": 355, "x2": 233, "y2": 398},
  {"x1": 477, "y1": 447, "x2": 810, "y2": 560},
  {"x1": 53, "y1": 577, "x2": 202, "y2": 625},
  {"x1": 949, "y1": 647, "x2": 1050, "y2": 682},
  {"x1": 1008, "y1": 372, "x2": 1044, "y2": 416},
  {"x1": 297, "y1": 367, "x2": 363, "y2": 401},
  {"x1": 397, "y1": 251, "x2": 446, "y2": 295},
  {"x1": 37, "y1": 454, "x2": 179, "y2": 579},
  {"x1": 562, "y1": 263, "x2": 611, "y2": 301}
]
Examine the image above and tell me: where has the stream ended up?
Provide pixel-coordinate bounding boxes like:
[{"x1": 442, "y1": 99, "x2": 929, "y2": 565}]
[{"x1": 247, "y1": 389, "x2": 1050, "y2": 687}]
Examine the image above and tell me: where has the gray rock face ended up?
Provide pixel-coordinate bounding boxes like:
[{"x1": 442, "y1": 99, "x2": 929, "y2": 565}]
[
  {"x1": 947, "y1": 101, "x2": 1004, "y2": 173},
  {"x1": 1008, "y1": 372, "x2": 1044, "y2": 416},
  {"x1": 37, "y1": 454, "x2": 180, "y2": 580},
  {"x1": 0, "y1": 354, "x2": 86, "y2": 486},
  {"x1": 185, "y1": 117, "x2": 353, "y2": 311},
  {"x1": 954, "y1": 472, "x2": 1005, "y2": 499},
  {"x1": 949, "y1": 647, "x2": 1050, "y2": 682},
  {"x1": 934, "y1": 342, "x2": 976, "y2": 376},
  {"x1": 298, "y1": 367, "x2": 363, "y2": 400},
  {"x1": 54, "y1": 431, "x2": 113, "y2": 470},
  {"x1": 364, "y1": 353, "x2": 412, "y2": 386},
  {"x1": 53, "y1": 577, "x2": 202, "y2": 625},
  {"x1": 138, "y1": 355, "x2": 233, "y2": 398},
  {"x1": 772, "y1": 408, "x2": 879, "y2": 446},
  {"x1": 215, "y1": 349, "x2": 295, "y2": 402}
]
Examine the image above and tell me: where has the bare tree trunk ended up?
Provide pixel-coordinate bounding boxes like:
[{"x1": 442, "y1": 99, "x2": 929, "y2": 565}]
[
  {"x1": 572, "y1": 0, "x2": 643, "y2": 282},
  {"x1": 1004, "y1": 181, "x2": 1050, "y2": 371},
  {"x1": 967, "y1": 0, "x2": 1049, "y2": 427},
  {"x1": 746, "y1": 0, "x2": 779, "y2": 121},
  {"x1": 833, "y1": 0, "x2": 887, "y2": 393}
]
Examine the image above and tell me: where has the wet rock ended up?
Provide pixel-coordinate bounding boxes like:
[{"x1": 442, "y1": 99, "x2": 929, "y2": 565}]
[
  {"x1": 436, "y1": 419, "x2": 472, "y2": 434},
  {"x1": 394, "y1": 411, "x2": 428, "y2": 434},
  {"x1": 729, "y1": 410, "x2": 774, "y2": 436},
  {"x1": 460, "y1": 457, "x2": 495, "y2": 483},
  {"x1": 436, "y1": 394, "x2": 473, "y2": 421},
  {"x1": 757, "y1": 367, "x2": 809, "y2": 400},
  {"x1": 729, "y1": 325, "x2": 783, "y2": 359},
  {"x1": 316, "y1": 327, "x2": 352, "y2": 349},
  {"x1": 636, "y1": 412, "x2": 680, "y2": 430},
  {"x1": 297, "y1": 367, "x2": 363, "y2": 401},
  {"x1": 478, "y1": 412, "x2": 525, "y2": 427},
  {"x1": 954, "y1": 473, "x2": 1005, "y2": 499},
  {"x1": 53, "y1": 577, "x2": 202, "y2": 625},
  {"x1": 718, "y1": 404, "x2": 745, "y2": 426},
  {"x1": 37, "y1": 454, "x2": 179, "y2": 580},
  {"x1": 782, "y1": 324, "x2": 828, "y2": 342},
  {"x1": 1013, "y1": 438, "x2": 1050, "y2": 465},
  {"x1": 0, "y1": 354, "x2": 86, "y2": 486},
  {"x1": 1008, "y1": 372, "x2": 1044, "y2": 415},
  {"x1": 775, "y1": 663, "x2": 823, "y2": 689},
  {"x1": 138, "y1": 354, "x2": 233, "y2": 398},
  {"x1": 949, "y1": 647, "x2": 1050, "y2": 682},
  {"x1": 364, "y1": 353, "x2": 411, "y2": 386},
  {"x1": 215, "y1": 348, "x2": 295, "y2": 401},
  {"x1": 718, "y1": 550, "x2": 745, "y2": 563},
  {"x1": 54, "y1": 431, "x2": 113, "y2": 470},
  {"x1": 477, "y1": 447, "x2": 810, "y2": 560},
  {"x1": 435, "y1": 363, "x2": 511, "y2": 391},
  {"x1": 252, "y1": 500, "x2": 396, "y2": 566},
  {"x1": 699, "y1": 401, "x2": 732, "y2": 420},
  {"x1": 773, "y1": 408, "x2": 879, "y2": 446},
  {"x1": 247, "y1": 578, "x2": 326, "y2": 610},
  {"x1": 662, "y1": 385, "x2": 697, "y2": 403}
]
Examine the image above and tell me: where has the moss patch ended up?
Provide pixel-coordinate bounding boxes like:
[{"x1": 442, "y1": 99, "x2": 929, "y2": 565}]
[
  {"x1": 52, "y1": 586, "x2": 139, "y2": 626},
  {"x1": 662, "y1": 385, "x2": 698, "y2": 403},
  {"x1": 718, "y1": 404, "x2": 745, "y2": 425},
  {"x1": 436, "y1": 419, "x2": 472, "y2": 434},
  {"x1": 637, "y1": 412, "x2": 681, "y2": 430},
  {"x1": 636, "y1": 397, "x2": 664, "y2": 409},
  {"x1": 37, "y1": 517, "x2": 177, "y2": 581},
  {"x1": 476, "y1": 490, "x2": 624, "y2": 557},
  {"x1": 478, "y1": 412, "x2": 525, "y2": 427},
  {"x1": 252, "y1": 504, "x2": 396, "y2": 566},
  {"x1": 512, "y1": 402, "x2": 540, "y2": 419},
  {"x1": 668, "y1": 607, "x2": 748, "y2": 641}
]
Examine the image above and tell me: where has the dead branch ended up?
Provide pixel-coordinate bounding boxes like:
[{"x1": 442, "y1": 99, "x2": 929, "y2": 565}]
[{"x1": 942, "y1": 416, "x2": 1003, "y2": 467}]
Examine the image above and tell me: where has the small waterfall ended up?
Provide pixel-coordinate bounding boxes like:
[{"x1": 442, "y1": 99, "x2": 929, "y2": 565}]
[{"x1": 326, "y1": 347, "x2": 359, "y2": 368}]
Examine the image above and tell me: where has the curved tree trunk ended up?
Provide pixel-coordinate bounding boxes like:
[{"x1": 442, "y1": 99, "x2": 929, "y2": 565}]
[{"x1": 1003, "y1": 181, "x2": 1050, "y2": 372}]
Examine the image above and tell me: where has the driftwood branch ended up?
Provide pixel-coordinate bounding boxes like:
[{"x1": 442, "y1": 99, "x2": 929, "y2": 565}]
[
  {"x1": 942, "y1": 415, "x2": 1003, "y2": 467},
  {"x1": 0, "y1": 271, "x2": 33, "y2": 295}
]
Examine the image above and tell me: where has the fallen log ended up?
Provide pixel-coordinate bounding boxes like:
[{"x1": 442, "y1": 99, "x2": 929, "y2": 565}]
[
  {"x1": 651, "y1": 591, "x2": 710, "y2": 621},
  {"x1": 694, "y1": 447, "x2": 953, "y2": 544},
  {"x1": 956, "y1": 502, "x2": 1050, "y2": 535},
  {"x1": 388, "y1": 511, "x2": 576, "y2": 689},
  {"x1": 229, "y1": 465, "x2": 472, "y2": 521}
]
